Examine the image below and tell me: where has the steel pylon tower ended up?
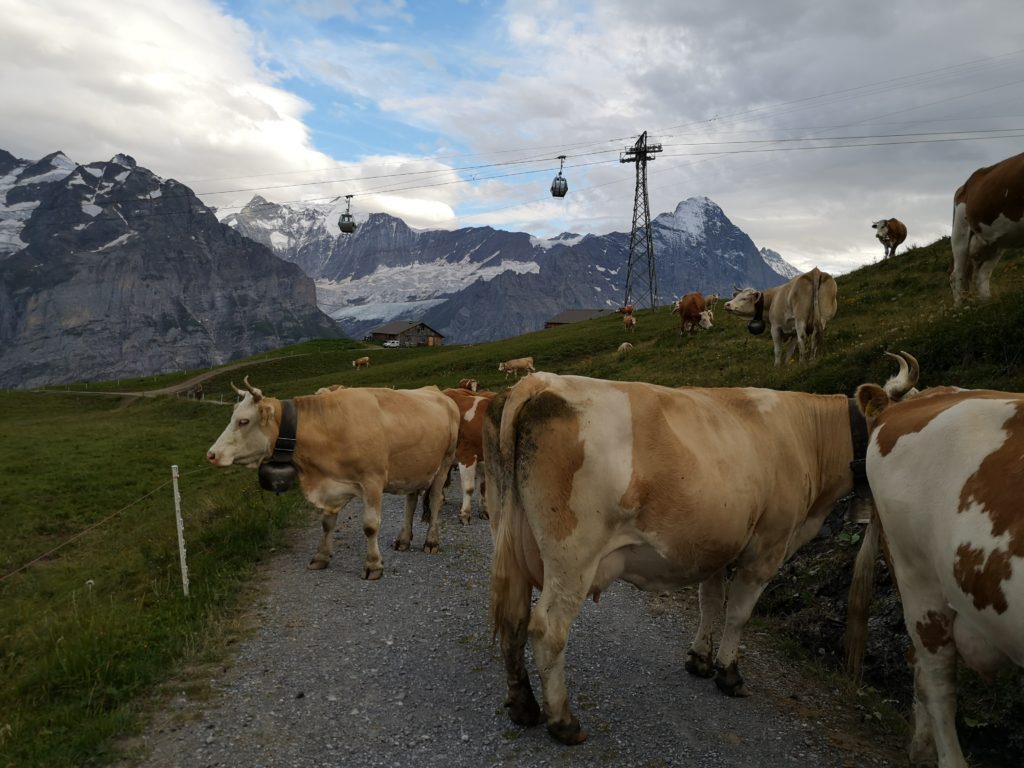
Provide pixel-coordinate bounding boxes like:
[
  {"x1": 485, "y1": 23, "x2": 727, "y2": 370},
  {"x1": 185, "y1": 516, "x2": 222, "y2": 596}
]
[{"x1": 620, "y1": 131, "x2": 663, "y2": 309}]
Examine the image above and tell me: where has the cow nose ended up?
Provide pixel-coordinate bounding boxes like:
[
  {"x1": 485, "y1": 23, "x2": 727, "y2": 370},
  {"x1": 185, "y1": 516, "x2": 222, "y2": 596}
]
[{"x1": 206, "y1": 450, "x2": 217, "y2": 464}]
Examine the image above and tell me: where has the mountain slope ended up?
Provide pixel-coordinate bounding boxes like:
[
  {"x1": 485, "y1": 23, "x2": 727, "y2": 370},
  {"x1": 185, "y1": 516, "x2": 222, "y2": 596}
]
[
  {"x1": 0, "y1": 151, "x2": 341, "y2": 389},
  {"x1": 225, "y1": 194, "x2": 800, "y2": 344}
]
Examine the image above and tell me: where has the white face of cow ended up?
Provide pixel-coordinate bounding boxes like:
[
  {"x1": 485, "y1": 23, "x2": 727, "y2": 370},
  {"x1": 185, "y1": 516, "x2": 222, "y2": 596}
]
[
  {"x1": 872, "y1": 220, "x2": 888, "y2": 238},
  {"x1": 723, "y1": 288, "x2": 759, "y2": 318},
  {"x1": 206, "y1": 393, "x2": 272, "y2": 468},
  {"x1": 698, "y1": 309, "x2": 714, "y2": 329}
]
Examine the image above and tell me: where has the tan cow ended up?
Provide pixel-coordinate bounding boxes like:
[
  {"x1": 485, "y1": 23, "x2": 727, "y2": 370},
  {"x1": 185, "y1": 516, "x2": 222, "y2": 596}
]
[
  {"x1": 486, "y1": 372, "x2": 867, "y2": 744},
  {"x1": 207, "y1": 379, "x2": 459, "y2": 579},
  {"x1": 671, "y1": 292, "x2": 713, "y2": 334},
  {"x1": 950, "y1": 151, "x2": 1024, "y2": 307},
  {"x1": 724, "y1": 267, "x2": 838, "y2": 366},
  {"x1": 442, "y1": 387, "x2": 496, "y2": 524},
  {"x1": 872, "y1": 218, "x2": 908, "y2": 259},
  {"x1": 352, "y1": 356, "x2": 370, "y2": 368},
  {"x1": 622, "y1": 314, "x2": 636, "y2": 333},
  {"x1": 847, "y1": 357, "x2": 1024, "y2": 767},
  {"x1": 498, "y1": 356, "x2": 535, "y2": 379}
]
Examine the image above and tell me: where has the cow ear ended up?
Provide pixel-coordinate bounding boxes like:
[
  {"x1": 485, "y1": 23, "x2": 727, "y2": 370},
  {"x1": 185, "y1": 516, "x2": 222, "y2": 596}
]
[
  {"x1": 855, "y1": 383, "x2": 889, "y2": 419},
  {"x1": 258, "y1": 401, "x2": 275, "y2": 427}
]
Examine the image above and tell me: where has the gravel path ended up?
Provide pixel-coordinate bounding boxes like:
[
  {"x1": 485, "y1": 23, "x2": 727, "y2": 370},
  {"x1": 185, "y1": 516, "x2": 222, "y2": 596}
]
[{"x1": 126, "y1": 487, "x2": 903, "y2": 768}]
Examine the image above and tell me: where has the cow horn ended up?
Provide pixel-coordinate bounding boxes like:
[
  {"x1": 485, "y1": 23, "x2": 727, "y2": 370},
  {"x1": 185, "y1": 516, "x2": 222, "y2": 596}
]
[
  {"x1": 241, "y1": 375, "x2": 264, "y2": 402},
  {"x1": 230, "y1": 381, "x2": 246, "y2": 397},
  {"x1": 882, "y1": 351, "x2": 919, "y2": 399}
]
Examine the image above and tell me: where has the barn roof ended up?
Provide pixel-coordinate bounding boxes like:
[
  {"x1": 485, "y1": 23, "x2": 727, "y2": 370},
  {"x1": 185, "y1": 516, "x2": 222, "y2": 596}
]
[{"x1": 368, "y1": 320, "x2": 445, "y2": 337}]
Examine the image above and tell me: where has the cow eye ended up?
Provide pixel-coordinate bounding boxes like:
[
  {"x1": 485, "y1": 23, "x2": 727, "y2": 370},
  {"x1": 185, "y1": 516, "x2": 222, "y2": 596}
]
[{"x1": 237, "y1": 418, "x2": 249, "y2": 427}]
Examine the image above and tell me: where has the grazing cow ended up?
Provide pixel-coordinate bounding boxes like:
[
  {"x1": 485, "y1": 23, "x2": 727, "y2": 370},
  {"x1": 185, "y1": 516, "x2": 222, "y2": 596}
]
[
  {"x1": 724, "y1": 267, "x2": 838, "y2": 366},
  {"x1": 207, "y1": 379, "x2": 459, "y2": 579},
  {"x1": 622, "y1": 314, "x2": 636, "y2": 333},
  {"x1": 486, "y1": 372, "x2": 869, "y2": 744},
  {"x1": 458, "y1": 378, "x2": 479, "y2": 393},
  {"x1": 498, "y1": 356, "x2": 535, "y2": 379},
  {"x1": 617, "y1": 342, "x2": 633, "y2": 355},
  {"x1": 442, "y1": 387, "x2": 496, "y2": 524},
  {"x1": 705, "y1": 292, "x2": 720, "y2": 312},
  {"x1": 352, "y1": 356, "x2": 370, "y2": 368},
  {"x1": 671, "y1": 292, "x2": 714, "y2": 334},
  {"x1": 950, "y1": 152, "x2": 1024, "y2": 308},
  {"x1": 847, "y1": 361, "x2": 1024, "y2": 767},
  {"x1": 617, "y1": 304, "x2": 635, "y2": 315},
  {"x1": 188, "y1": 382, "x2": 204, "y2": 400},
  {"x1": 872, "y1": 218, "x2": 908, "y2": 260}
]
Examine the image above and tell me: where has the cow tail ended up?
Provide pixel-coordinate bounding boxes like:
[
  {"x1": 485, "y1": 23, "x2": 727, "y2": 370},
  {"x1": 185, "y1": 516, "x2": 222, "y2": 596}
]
[
  {"x1": 844, "y1": 506, "x2": 882, "y2": 681},
  {"x1": 489, "y1": 376, "x2": 547, "y2": 644}
]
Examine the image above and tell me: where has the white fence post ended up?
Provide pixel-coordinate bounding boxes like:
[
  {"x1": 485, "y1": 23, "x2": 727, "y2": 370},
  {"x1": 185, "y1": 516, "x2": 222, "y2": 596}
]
[{"x1": 171, "y1": 465, "x2": 190, "y2": 597}]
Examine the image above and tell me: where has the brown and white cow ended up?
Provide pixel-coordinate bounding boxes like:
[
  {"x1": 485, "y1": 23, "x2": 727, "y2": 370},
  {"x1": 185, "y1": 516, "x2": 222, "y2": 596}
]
[
  {"x1": 498, "y1": 356, "x2": 535, "y2": 379},
  {"x1": 622, "y1": 313, "x2": 636, "y2": 333},
  {"x1": 207, "y1": 379, "x2": 459, "y2": 579},
  {"x1": 847, "y1": 373, "x2": 1024, "y2": 768},
  {"x1": 872, "y1": 218, "x2": 908, "y2": 260},
  {"x1": 486, "y1": 372, "x2": 866, "y2": 744},
  {"x1": 442, "y1": 387, "x2": 496, "y2": 524},
  {"x1": 724, "y1": 267, "x2": 838, "y2": 366},
  {"x1": 950, "y1": 152, "x2": 1024, "y2": 308},
  {"x1": 617, "y1": 304, "x2": 635, "y2": 315},
  {"x1": 671, "y1": 291, "x2": 713, "y2": 334},
  {"x1": 352, "y1": 356, "x2": 370, "y2": 368},
  {"x1": 458, "y1": 378, "x2": 479, "y2": 392}
]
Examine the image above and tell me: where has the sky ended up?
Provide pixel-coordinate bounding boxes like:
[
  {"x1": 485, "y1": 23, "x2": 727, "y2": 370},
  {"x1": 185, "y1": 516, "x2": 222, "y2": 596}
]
[{"x1": 1, "y1": 0, "x2": 1023, "y2": 275}]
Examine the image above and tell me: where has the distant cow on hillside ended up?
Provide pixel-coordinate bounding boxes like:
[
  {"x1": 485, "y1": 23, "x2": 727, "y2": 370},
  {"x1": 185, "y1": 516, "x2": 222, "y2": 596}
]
[
  {"x1": 458, "y1": 378, "x2": 479, "y2": 392},
  {"x1": 724, "y1": 268, "x2": 838, "y2": 366},
  {"x1": 352, "y1": 356, "x2": 370, "y2": 368},
  {"x1": 671, "y1": 292, "x2": 713, "y2": 335},
  {"x1": 623, "y1": 314, "x2": 637, "y2": 333},
  {"x1": 872, "y1": 218, "x2": 908, "y2": 260},
  {"x1": 498, "y1": 357, "x2": 535, "y2": 379},
  {"x1": 950, "y1": 151, "x2": 1024, "y2": 307}
]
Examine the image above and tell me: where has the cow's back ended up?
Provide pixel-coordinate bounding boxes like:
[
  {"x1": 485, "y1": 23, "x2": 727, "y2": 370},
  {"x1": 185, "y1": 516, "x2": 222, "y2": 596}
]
[{"x1": 955, "y1": 152, "x2": 1024, "y2": 231}]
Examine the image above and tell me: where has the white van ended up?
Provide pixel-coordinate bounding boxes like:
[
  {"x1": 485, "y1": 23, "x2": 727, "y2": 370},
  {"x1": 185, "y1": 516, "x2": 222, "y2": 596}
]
[{"x1": 383, "y1": 339, "x2": 400, "y2": 348}]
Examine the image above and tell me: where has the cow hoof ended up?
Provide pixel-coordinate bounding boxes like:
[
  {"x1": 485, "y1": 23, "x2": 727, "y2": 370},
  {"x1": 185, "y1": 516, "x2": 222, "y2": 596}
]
[
  {"x1": 684, "y1": 650, "x2": 715, "y2": 678},
  {"x1": 362, "y1": 566, "x2": 384, "y2": 581},
  {"x1": 422, "y1": 541, "x2": 440, "y2": 554},
  {"x1": 459, "y1": 515, "x2": 471, "y2": 526},
  {"x1": 506, "y1": 695, "x2": 542, "y2": 727},
  {"x1": 547, "y1": 718, "x2": 588, "y2": 745},
  {"x1": 479, "y1": 510, "x2": 489, "y2": 521},
  {"x1": 713, "y1": 662, "x2": 749, "y2": 697},
  {"x1": 307, "y1": 557, "x2": 330, "y2": 571},
  {"x1": 394, "y1": 539, "x2": 411, "y2": 552}
]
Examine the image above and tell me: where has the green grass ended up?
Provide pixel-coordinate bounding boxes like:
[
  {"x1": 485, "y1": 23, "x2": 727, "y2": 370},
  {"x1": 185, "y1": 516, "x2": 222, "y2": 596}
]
[{"x1": 2, "y1": 236, "x2": 1024, "y2": 766}]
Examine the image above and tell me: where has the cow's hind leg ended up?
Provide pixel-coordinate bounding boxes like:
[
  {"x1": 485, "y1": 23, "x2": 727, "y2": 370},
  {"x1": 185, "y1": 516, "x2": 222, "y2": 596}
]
[
  {"x1": 421, "y1": 466, "x2": 447, "y2": 553},
  {"x1": 498, "y1": 573, "x2": 542, "y2": 728},
  {"x1": 360, "y1": 487, "x2": 386, "y2": 580},
  {"x1": 395, "y1": 492, "x2": 417, "y2": 552},
  {"x1": 308, "y1": 497, "x2": 353, "y2": 570},
  {"x1": 530, "y1": 579, "x2": 591, "y2": 745},
  {"x1": 686, "y1": 570, "x2": 725, "y2": 678},
  {"x1": 457, "y1": 461, "x2": 476, "y2": 525}
]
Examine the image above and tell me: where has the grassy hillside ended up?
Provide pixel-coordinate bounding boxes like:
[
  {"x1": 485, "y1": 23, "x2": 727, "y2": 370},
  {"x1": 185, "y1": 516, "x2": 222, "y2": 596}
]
[{"x1": 2, "y1": 237, "x2": 1023, "y2": 767}]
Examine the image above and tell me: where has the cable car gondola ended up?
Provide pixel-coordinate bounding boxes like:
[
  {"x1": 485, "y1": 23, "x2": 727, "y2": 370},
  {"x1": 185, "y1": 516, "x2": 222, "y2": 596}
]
[
  {"x1": 550, "y1": 155, "x2": 568, "y2": 198},
  {"x1": 338, "y1": 194, "x2": 357, "y2": 234}
]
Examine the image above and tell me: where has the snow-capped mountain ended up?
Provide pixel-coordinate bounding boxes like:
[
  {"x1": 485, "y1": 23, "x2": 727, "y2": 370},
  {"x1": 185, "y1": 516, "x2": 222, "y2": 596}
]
[
  {"x1": 760, "y1": 247, "x2": 802, "y2": 279},
  {"x1": 0, "y1": 150, "x2": 340, "y2": 389},
  {"x1": 225, "y1": 195, "x2": 800, "y2": 343}
]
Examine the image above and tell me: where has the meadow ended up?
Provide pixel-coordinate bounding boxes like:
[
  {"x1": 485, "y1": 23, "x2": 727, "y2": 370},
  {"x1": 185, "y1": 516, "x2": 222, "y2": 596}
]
[{"x1": 2, "y1": 236, "x2": 1023, "y2": 767}]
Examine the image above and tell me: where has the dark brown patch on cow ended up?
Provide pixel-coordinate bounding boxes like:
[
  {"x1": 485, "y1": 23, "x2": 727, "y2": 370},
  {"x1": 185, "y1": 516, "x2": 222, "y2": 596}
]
[
  {"x1": 915, "y1": 610, "x2": 952, "y2": 654},
  {"x1": 956, "y1": 152, "x2": 1024, "y2": 228},
  {"x1": 514, "y1": 391, "x2": 582, "y2": 541},
  {"x1": 954, "y1": 543, "x2": 1012, "y2": 613},
  {"x1": 953, "y1": 400, "x2": 1024, "y2": 613}
]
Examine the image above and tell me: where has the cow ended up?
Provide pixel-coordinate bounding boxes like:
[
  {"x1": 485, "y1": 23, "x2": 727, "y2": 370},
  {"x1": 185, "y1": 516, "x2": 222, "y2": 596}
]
[
  {"x1": 316, "y1": 384, "x2": 346, "y2": 394},
  {"x1": 950, "y1": 151, "x2": 1024, "y2": 308},
  {"x1": 622, "y1": 313, "x2": 636, "y2": 333},
  {"x1": 724, "y1": 267, "x2": 838, "y2": 366},
  {"x1": 442, "y1": 387, "x2": 496, "y2": 524},
  {"x1": 206, "y1": 378, "x2": 459, "y2": 579},
  {"x1": 617, "y1": 304, "x2": 635, "y2": 315},
  {"x1": 872, "y1": 218, "x2": 908, "y2": 260},
  {"x1": 485, "y1": 371, "x2": 873, "y2": 745},
  {"x1": 617, "y1": 342, "x2": 633, "y2": 355},
  {"x1": 498, "y1": 357, "x2": 535, "y2": 379},
  {"x1": 671, "y1": 292, "x2": 714, "y2": 334},
  {"x1": 187, "y1": 382, "x2": 204, "y2": 400},
  {"x1": 705, "y1": 292, "x2": 720, "y2": 312},
  {"x1": 352, "y1": 356, "x2": 370, "y2": 368},
  {"x1": 458, "y1": 378, "x2": 479, "y2": 393},
  {"x1": 847, "y1": 360, "x2": 1024, "y2": 767}
]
